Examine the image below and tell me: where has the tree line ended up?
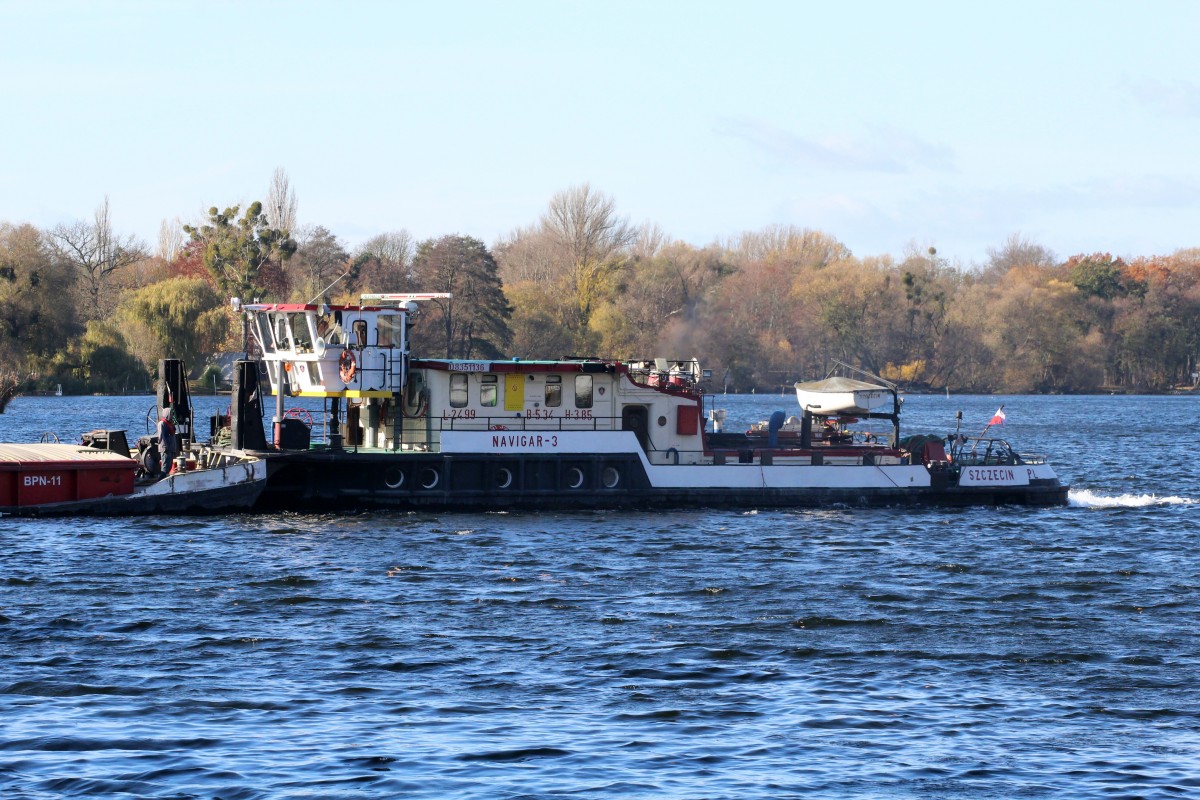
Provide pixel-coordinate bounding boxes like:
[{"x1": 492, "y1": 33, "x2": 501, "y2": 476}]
[{"x1": 1, "y1": 175, "x2": 1197, "y2": 397}]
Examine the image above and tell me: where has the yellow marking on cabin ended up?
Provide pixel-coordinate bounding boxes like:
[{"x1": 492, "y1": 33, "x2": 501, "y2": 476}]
[{"x1": 504, "y1": 375, "x2": 524, "y2": 411}]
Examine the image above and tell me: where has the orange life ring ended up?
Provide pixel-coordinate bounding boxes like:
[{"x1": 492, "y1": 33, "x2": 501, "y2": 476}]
[{"x1": 338, "y1": 350, "x2": 356, "y2": 383}]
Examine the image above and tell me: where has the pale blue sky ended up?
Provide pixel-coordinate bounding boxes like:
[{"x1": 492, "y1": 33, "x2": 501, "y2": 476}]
[{"x1": 2, "y1": 0, "x2": 1198, "y2": 265}]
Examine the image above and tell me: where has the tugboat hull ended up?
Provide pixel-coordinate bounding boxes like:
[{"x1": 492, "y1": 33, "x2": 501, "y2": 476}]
[{"x1": 254, "y1": 449, "x2": 1067, "y2": 511}]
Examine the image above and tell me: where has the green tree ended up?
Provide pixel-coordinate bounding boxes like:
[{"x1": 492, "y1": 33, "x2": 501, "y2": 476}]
[
  {"x1": 43, "y1": 321, "x2": 149, "y2": 394},
  {"x1": 410, "y1": 235, "x2": 513, "y2": 359},
  {"x1": 1066, "y1": 252, "x2": 1129, "y2": 301},
  {"x1": 118, "y1": 277, "x2": 229, "y2": 373},
  {"x1": 183, "y1": 202, "x2": 296, "y2": 301},
  {"x1": 0, "y1": 223, "x2": 80, "y2": 369}
]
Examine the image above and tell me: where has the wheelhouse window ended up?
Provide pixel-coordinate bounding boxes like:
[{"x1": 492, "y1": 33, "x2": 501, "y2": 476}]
[
  {"x1": 545, "y1": 375, "x2": 562, "y2": 407},
  {"x1": 449, "y1": 374, "x2": 468, "y2": 408},
  {"x1": 574, "y1": 375, "x2": 593, "y2": 408},
  {"x1": 377, "y1": 315, "x2": 402, "y2": 347},
  {"x1": 289, "y1": 312, "x2": 312, "y2": 352},
  {"x1": 352, "y1": 320, "x2": 369, "y2": 346},
  {"x1": 480, "y1": 375, "x2": 498, "y2": 407},
  {"x1": 274, "y1": 315, "x2": 291, "y2": 350},
  {"x1": 254, "y1": 312, "x2": 275, "y2": 353}
]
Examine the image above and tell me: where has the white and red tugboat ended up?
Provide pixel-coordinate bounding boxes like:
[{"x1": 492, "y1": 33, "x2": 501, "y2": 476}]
[{"x1": 233, "y1": 294, "x2": 1068, "y2": 510}]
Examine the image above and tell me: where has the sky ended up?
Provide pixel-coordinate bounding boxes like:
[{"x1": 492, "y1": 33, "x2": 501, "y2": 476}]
[{"x1": 2, "y1": 0, "x2": 1198, "y2": 267}]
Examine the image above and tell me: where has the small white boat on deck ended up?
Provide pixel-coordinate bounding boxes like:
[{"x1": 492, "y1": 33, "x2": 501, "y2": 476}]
[{"x1": 794, "y1": 376, "x2": 893, "y2": 416}]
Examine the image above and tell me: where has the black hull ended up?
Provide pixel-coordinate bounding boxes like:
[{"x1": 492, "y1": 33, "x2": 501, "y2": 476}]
[
  {"x1": 2, "y1": 479, "x2": 263, "y2": 518},
  {"x1": 253, "y1": 451, "x2": 1070, "y2": 512}
]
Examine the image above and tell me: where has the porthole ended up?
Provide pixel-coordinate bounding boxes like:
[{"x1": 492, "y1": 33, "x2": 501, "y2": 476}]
[
  {"x1": 602, "y1": 466, "x2": 620, "y2": 489},
  {"x1": 566, "y1": 466, "x2": 585, "y2": 490},
  {"x1": 419, "y1": 467, "x2": 440, "y2": 490},
  {"x1": 495, "y1": 467, "x2": 514, "y2": 489},
  {"x1": 384, "y1": 467, "x2": 405, "y2": 489},
  {"x1": 657, "y1": 416, "x2": 667, "y2": 427}
]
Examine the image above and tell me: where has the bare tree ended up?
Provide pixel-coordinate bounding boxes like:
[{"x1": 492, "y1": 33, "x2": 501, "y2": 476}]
[
  {"x1": 158, "y1": 217, "x2": 184, "y2": 263},
  {"x1": 630, "y1": 221, "x2": 668, "y2": 261},
  {"x1": 48, "y1": 196, "x2": 148, "y2": 319},
  {"x1": 724, "y1": 224, "x2": 851, "y2": 270},
  {"x1": 984, "y1": 233, "x2": 1057, "y2": 275},
  {"x1": 288, "y1": 225, "x2": 350, "y2": 302},
  {"x1": 356, "y1": 230, "x2": 415, "y2": 290},
  {"x1": 265, "y1": 167, "x2": 298, "y2": 233},
  {"x1": 494, "y1": 224, "x2": 563, "y2": 285},
  {"x1": 540, "y1": 183, "x2": 636, "y2": 327}
]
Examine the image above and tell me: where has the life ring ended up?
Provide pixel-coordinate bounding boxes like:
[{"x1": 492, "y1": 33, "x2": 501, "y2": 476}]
[
  {"x1": 283, "y1": 407, "x2": 314, "y2": 427},
  {"x1": 338, "y1": 350, "x2": 356, "y2": 383}
]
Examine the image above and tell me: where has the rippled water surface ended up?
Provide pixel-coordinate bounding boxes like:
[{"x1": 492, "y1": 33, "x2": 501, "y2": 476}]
[{"x1": 2, "y1": 394, "x2": 1198, "y2": 798}]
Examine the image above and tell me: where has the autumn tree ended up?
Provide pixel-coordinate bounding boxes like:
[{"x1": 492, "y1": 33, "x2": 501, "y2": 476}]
[
  {"x1": 48, "y1": 196, "x2": 148, "y2": 319},
  {"x1": 183, "y1": 202, "x2": 296, "y2": 301},
  {"x1": 494, "y1": 225, "x2": 576, "y2": 357},
  {"x1": 410, "y1": 235, "x2": 512, "y2": 359},
  {"x1": 592, "y1": 241, "x2": 732, "y2": 357},
  {"x1": 540, "y1": 183, "x2": 637, "y2": 333}
]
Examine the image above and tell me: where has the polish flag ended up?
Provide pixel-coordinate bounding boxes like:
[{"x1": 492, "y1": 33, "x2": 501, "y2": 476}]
[{"x1": 989, "y1": 407, "x2": 1006, "y2": 426}]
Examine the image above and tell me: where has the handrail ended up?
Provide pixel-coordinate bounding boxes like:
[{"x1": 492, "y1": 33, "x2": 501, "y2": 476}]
[{"x1": 949, "y1": 436, "x2": 1047, "y2": 466}]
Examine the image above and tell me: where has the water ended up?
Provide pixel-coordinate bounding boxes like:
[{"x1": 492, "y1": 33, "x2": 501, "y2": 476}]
[{"x1": 2, "y1": 393, "x2": 1198, "y2": 798}]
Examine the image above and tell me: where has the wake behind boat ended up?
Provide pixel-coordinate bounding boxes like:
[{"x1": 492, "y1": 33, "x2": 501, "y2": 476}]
[{"x1": 225, "y1": 293, "x2": 1068, "y2": 509}]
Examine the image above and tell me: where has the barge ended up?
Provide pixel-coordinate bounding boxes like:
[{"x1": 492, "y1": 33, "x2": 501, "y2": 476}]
[
  {"x1": 1, "y1": 360, "x2": 265, "y2": 517},
  {"x1": 230, "y1": 293, "x2": 1069, "y2": 510}
]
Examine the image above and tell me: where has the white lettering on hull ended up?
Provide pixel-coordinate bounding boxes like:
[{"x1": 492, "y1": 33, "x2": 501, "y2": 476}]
[
  {"x1": 959, "y1": 466, "x2": 1033, "y2": 486},
  {"x1": 23, "y1": 475, "x2": 63, "y2": 487},
  {"x1": 490, "y1": 434, "x2": 560, "y2": 449}
]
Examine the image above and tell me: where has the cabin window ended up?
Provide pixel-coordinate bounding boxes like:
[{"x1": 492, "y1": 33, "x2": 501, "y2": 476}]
[
  {"x1": 545, "y1": 375, "x2": 562, "y2": 407},
  {"x1": 449, "y1": 374, "x2": 468, "y2": 408},
  {"x1": 480, "y1": 375, "x2": 498, "y2": 407},
  {"x1": 352, "y1": 320, "x2": 368, "y2": 346},
  {"x1": 274, "y1": 315, "x2": 291, "y2": 350},
  {"x1": 377, "y1": 315, "x2": 402, "y2": 347},
  {"x1": 289, "y1": 313, "x2": 312, "y2": 352},
  {"x1": 254, "y1": 313, "x2": 275, "y2": 353},
  {"x1": 574, "y1": 375, "x2": 593, "y2": 408},
  {"x1": 316, "y1": 313, "x2": 341, "y2": 344}
]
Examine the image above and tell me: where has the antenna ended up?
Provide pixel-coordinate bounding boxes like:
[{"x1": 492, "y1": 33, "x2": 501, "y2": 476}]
[{"x1": 307, "y1": 272, "x2": 350, "y2": 305}]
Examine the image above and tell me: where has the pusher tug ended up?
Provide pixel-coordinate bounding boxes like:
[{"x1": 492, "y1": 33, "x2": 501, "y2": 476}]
[{"x1": 231, "y1": 293, "x2": 1069, "y2": 510}]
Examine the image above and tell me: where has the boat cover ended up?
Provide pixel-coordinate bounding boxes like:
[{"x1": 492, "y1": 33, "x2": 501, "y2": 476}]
[{"x1": 0, "y1": 443, "x2": 134, "y2": 469}]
